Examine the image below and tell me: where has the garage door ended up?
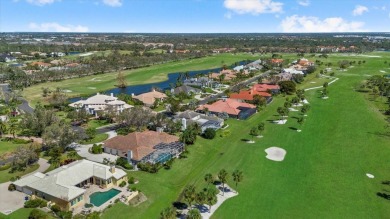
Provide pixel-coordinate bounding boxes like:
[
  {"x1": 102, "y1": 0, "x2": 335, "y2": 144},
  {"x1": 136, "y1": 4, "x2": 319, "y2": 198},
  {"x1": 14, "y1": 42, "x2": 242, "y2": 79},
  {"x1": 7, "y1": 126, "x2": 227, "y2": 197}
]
[{"x1": 22, "y1": 187, "x2": 33, "y2": 195}]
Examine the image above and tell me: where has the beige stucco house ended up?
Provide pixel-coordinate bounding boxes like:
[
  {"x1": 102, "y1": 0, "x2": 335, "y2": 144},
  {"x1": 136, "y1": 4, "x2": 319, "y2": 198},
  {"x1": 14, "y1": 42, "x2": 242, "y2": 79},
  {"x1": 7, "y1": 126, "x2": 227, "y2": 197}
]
[{"x1": 13, "y1": 160, "x2": 127, "y2": 211}]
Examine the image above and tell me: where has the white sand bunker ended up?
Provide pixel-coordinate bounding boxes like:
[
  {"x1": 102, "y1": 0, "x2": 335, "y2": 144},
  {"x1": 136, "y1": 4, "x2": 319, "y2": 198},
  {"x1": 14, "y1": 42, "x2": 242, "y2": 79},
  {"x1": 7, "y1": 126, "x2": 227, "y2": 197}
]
[
  {"x1": 88, "y1": 87, "x2": 96, "y2": 89},
  {"x1": 293, "y1": 103, "x2": 303, "y2": 107},
  {"x1": 322, "y1": 96, "x2": 329, "y2": 99},
  {"x1": 274, "y1": 119, "x2": 287, "y2": 125},
  {"x1": 310, "y1": 82, "x2": 316, "y2": 84},
  {"x1": 302, "y1": 99, "x2": 309, "y2": 104},
  {"x1": 380, "y1": 70, "x2": 387, "y2": 73},
  {"x1": 289, "y1": 108, "x2": 298, "y2": 112},
  {"x1": 366, "y1": 173, "x2": 375, "y2": 178},
  {"x1": 265, "y1": 147, "x2": 286, "y2": 162},
  {"x1": 63, "y1": 89, "x2": 72, "y2": 93}
]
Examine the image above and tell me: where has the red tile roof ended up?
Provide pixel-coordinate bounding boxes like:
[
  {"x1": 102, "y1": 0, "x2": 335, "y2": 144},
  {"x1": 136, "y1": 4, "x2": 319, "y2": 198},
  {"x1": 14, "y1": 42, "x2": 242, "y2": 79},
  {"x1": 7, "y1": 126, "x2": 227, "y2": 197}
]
[
  {"x1": 103, "y1": 131, "x2": 179, "y2": 161},
  {"x1": 271, "y1": 59, "x2": 284, "y2": 64},
  {"x1": 197, "y1": 99, "x2": 255, "y2": 116},
  {"x1": 229, "y1": 84, "x2": 279, "y2": 101},
  {"x1": 253, "y1": 84, "x2": 280, "y2": 92}
]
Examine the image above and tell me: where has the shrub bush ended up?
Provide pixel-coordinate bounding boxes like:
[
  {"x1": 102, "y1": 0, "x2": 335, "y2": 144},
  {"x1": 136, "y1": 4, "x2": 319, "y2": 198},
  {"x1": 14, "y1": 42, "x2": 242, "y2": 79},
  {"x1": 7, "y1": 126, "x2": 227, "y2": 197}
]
[
  {"x1": 8, "y1": 183, "x2": 16, "y2": 191},
  {"x1": 119, "y1": 181, "x2": 127, "y2": 187},
  {"x1": 203, "y1": 128, "x2": 216, "y2": 139},
  {"x1": 12, "y1": 138, "x2": 32, "y2": 144},
  {"x1": 24, "y1": 199, "x2": 47, "y2": 208},
  {"x1": 28, "y1": 209, "x2": 48, "y2": 219},
  {"x1": 0, "y1": 164, "x2": 11, "y2": 171},
  {"x1": 51, "y1": 204, "x2": 61, "y2": 213},
  {"x1": 116, "y1": 157, "x2": 133, "y2": 170},
  {"x1": 57, "y1": 211, "x2": 72, "y2": 219},
  {"x1": 128, "y1": 177, "x2": 135, "y2": 184},
  {"x1": 91, "y1": 144, "x2": 103, "y2": 154}
]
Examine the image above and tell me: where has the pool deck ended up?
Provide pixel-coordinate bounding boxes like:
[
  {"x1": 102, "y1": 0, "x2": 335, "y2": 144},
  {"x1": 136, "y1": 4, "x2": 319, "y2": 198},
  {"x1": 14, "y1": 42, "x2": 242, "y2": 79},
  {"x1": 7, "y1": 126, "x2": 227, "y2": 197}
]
[{"x1": 72, "y1": 184, "x2": 137, "y2": 215}]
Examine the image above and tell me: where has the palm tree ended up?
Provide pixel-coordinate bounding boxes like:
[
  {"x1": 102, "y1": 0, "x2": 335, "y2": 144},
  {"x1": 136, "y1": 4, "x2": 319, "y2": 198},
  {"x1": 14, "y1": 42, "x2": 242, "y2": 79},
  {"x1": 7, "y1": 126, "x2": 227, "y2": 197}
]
[
  {"x1": 8, "y1": 121, "x2": 18, "y2": 138},
  {"x1": 218, "y1": 169, "x2": 229, "y2": 196},
  {"x1": 249, "y1": 127, "x2": 259, "y2": 142},
  {"x1": 196, "y1": 191, "x2": 206, "y2": 206},
  {"x1": 187, "y1": 208, "x2": 201, "y2": 219},
  {"x1": 206, "y1": 188, "x2": 218, "y2": 213},
  {"x1": 184, "y1": 185, "x2": 196, "y2": 209},
  {"x1": 0, "y1": 121, "x2": 6, "y2": 138},
  {"x1": 297, "y1": 117, "x2": 305, "y2": 132},
  {"x1": 232, "y1": 170, "x2": 243, "y2": 192},
  {"x1": 257, "y1": 122, "x2": 265, "y2": 137},
  {"x1": 160, "y1": 206, "x2": 176, "y2": 219},
  {"x1": 204, "y1": 173, "x2": 213, "y2": 188},
  {"x1": 184, "y1": 71, "x2": 190, "y2": 80},
  {"x1": 218, "y1": 74, "x2": 226, "y2": 83}
]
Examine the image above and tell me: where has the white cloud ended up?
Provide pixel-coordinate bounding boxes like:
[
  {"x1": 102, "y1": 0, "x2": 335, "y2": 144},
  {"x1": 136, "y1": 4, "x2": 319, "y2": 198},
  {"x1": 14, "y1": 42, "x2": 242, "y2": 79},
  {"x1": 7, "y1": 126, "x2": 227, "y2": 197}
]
[
  {"x1": 28, "y1": 22, "x2": 89, "y2": 32},
  {"x1": 298, "y1": 0, "x2": 310, "y2": 7},
  {"x1": 223, "y1": 0, "x2": 283, "y2": 15},
  {"x1": 281, "y1": 15, "x2": 366, "y2": 32},
  {"x1": 102, "y1": 0, "x2": 122, "y2": 7},
  {"x1": 26, "y1": 0, "x2": 60, "y2": 6},
  {"x1": 352, "y1": 5, "x2": 368, "y2": 16}
]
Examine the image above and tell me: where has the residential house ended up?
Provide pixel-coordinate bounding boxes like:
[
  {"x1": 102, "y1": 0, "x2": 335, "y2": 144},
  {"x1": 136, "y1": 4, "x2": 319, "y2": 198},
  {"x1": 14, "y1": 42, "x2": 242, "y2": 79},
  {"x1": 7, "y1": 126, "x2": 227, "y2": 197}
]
[
  {"x1": 197, "y1": 98, "x2": 256, "y2": 120},
  {"x1": 132, "y1": 90, "x2": 167, "y2": 107},
  {"x1": 69, "y1": 93, "x2": 133, "y2": 116},
  {"x1": 31, "y1": 61, "x2": 51, "y2": 69},
  {"x1": 174, "y1": 110, "x2": 224, "y2": 132},
  {"x1": 171, "y1": 85, "x2": 202, "y2": 96},
  {"x1": 183, "y1": 77, "x2": 217, "y2": 88},
  {"x1": 13, "y1": 160, "x2": 127, "y2": 211},
  {"x1": 229, "y1": 84, "x2": 279, "y2": 103},
  {"x1": 283, "y1": 68, "x2": 304, "y2": 75},
  {"x1": 103, "y1": 131, "x2": 184, "y2": 165},
  {"x1": 0, "y1": 54, "x2": 16, "y2": 62}
]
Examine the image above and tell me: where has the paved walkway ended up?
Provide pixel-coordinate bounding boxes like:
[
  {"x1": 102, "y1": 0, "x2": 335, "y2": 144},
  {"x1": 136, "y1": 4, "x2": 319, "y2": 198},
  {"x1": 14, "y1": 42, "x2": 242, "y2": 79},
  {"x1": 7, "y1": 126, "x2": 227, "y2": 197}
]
[
  {"x1": 305, "y1": 76, "x2": 339, "y2": 91},
  {"x1": 192, "y1": 185, "x2": 238, "y2": 219},
  {"x1": 26, "y1": 158, "x2": 50, "y2": 176},
  {"x1": 0, "y1": 158, "x2": 50, "y2": 215},
  {"x1": 76, "y1": 131, "x2": 118, "y2": 163}
]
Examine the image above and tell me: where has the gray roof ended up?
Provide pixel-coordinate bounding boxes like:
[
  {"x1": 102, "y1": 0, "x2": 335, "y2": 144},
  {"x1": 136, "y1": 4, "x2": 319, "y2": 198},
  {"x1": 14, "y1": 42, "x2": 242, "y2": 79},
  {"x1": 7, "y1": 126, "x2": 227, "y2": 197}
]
[
  {"x1": 172, "y1": 85, "x2": 201, "y2": 95},
  {"x1": 14, "y1": 160, "x2": 126, "y2": 201}
]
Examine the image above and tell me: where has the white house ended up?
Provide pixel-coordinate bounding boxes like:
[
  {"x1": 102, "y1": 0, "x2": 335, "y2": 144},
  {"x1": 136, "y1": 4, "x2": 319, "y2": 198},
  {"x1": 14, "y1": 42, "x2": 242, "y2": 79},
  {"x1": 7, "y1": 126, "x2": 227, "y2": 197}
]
[
  {"x1": 283, "y1": 68, "x2": 304, "y2": 75},
  {"x1": 69, "y1": 93, "x2": 132, "y2": 116}
]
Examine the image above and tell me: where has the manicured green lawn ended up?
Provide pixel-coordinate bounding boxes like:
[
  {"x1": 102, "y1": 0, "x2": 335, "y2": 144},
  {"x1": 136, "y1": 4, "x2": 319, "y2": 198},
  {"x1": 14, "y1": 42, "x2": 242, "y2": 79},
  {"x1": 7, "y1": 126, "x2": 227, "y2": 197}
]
[
  {"x1": 21, "y1": 53, "x2": 257, "y2": 106},
  {"x1": 86, "y1": 119, "x2": 110, "y2": 129},
  {"x1": 100, "y1": 52, "x2": 390, "y2": 218},
  {"x1": 0, "y1": 141, "x2": 27, "y2": 157},
  {"x1": 0, "y1": 164, "x2": 39, "y2": 183},
  {"x1": 0, "y1": 208, "x2": 53, "y2": 219},
  {"x1": 80, "y1": 133, "x2": 109, "y2": 144}
]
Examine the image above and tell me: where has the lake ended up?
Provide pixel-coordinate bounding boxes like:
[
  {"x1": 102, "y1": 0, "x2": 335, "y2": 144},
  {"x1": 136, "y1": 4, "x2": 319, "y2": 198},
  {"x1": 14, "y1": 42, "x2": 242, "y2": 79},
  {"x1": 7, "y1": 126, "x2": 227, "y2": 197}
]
[{"x1": 69, "y1": 60, "x2": 251, "y2": 102}]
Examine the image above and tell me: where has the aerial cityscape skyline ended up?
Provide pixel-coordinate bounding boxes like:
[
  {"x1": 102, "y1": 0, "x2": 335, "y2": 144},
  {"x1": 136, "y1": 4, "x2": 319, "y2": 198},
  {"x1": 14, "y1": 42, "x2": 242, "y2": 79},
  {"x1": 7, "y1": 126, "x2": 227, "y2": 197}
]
[{"x1": 1, "y1": 0, "x2": 390, "y2": 33}]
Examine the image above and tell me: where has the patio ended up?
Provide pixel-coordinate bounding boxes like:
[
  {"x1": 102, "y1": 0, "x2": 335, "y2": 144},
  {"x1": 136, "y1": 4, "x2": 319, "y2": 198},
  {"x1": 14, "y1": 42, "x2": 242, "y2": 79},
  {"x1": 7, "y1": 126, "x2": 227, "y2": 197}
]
[{"x1": 72, "y1": 184, "x2": 138, "y2": 215}]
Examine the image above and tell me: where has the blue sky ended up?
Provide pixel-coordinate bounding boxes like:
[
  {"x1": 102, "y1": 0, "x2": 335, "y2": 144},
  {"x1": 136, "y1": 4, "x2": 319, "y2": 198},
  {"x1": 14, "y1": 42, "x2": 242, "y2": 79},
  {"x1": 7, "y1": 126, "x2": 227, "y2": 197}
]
[{"x1": 1, "y1": 0, "x2": 390, "y2": 33}]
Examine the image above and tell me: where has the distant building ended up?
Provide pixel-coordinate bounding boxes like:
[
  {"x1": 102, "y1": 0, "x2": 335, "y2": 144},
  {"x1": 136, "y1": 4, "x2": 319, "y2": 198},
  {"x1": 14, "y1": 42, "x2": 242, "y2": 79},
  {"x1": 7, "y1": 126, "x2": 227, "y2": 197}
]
[
  {"x1": 171, "y1": 85, "x2": 202, "y2": 96},
  {"x1": 0, "y1": 54, "x2": 16, "y2": 62},
  {"x1": 174, "y1": 110, "x2": 224, "y2": 132},
  {"x1": 103, "y1": 130, "x2": 184, "y2": 165},
  {"x1": 132, "y1": 90, "x2": 167, "y2": 106},
  {"x1": 197, "y1": 98, "x2": 256, "y2": 120},
  {"x1": 69, "y1": 93, "x2": 132, "y2": 116}
]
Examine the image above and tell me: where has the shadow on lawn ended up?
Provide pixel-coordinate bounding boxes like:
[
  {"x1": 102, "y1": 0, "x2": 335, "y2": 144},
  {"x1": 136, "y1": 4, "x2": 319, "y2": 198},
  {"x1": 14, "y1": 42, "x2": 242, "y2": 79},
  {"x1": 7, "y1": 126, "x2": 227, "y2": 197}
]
[
  {"x1": 367, "y1": 131, "x2": 390, "y2": 138},
  {"x1": 288, "y1": 127, "x2": 298, "y2": 131},
  {"x1": 377, "y1": 192, "x2": 390, "y2": 200},
  {"x1": 241, "y1": 138, "x2": 250, "y2": 142}
]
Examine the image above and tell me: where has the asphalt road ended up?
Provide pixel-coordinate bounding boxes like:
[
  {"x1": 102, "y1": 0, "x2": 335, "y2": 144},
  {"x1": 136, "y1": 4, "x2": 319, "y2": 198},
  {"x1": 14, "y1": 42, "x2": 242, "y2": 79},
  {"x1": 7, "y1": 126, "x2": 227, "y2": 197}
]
[{"x1": 0, "y1": 84, "x2": 34, "y2": 114}]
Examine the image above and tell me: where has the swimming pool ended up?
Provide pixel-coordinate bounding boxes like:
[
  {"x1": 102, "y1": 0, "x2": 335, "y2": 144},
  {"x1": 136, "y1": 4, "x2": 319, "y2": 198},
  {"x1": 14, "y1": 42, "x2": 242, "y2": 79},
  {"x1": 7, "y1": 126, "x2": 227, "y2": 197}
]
[{"x1": 89, "y1": 188, "x2": 121, "y2": 207}]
